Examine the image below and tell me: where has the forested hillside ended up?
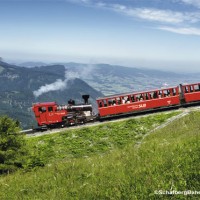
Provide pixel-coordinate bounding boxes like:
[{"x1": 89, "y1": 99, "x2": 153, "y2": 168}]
[{"x1": 0, "y1": 61, "x2": 103, "y2": 128}]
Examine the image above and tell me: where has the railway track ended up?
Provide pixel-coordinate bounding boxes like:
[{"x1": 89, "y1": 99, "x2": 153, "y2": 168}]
[{"x1": 23, "y1": 105, "x2": 200, "y2": 138}]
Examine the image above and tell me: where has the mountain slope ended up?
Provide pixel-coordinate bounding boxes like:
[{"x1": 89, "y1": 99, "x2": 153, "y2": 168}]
[
  {"x1": 0, "y1": 61, "x2": 103, "y2": 128},
  {"x1": 0, "y1": 111, "x2": 199, "y2": 199}
]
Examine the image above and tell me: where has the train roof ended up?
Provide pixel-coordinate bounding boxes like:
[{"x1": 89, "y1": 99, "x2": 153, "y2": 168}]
[
  {"x1": 181, "y1": 82, "x2": 200, "y2": 86},
  {"x1": 32, "y1": 102, "x2": 57, "y2": 107}
]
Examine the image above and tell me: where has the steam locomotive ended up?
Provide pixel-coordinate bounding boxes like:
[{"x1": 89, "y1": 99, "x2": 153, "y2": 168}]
[
  {"x1": 32, "y1": 95, "x2": 95, "y2": 129},
  {"x1": 32, "y1": 82, "x2": 200, "y2": 129}
]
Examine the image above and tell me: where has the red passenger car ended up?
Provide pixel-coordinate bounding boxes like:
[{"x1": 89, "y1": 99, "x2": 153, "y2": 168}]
[
  {"x1": 96, "y1": 86, "x2": 180, "y2": 118},
  {"x1": 181, "y1": 82, "x2": 200, "y2": 103}
]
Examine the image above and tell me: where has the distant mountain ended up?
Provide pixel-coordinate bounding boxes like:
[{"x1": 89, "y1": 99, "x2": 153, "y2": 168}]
[
  {"x1": 17, "y1": 61, "x2": 48, "y2": 68},
  {"x1": 17, "y1": 61, "x2": 200, "y2": 95},
  {"x1": 62, "y1": 62, "x2": 200, "y2": 95},
  {"x1": 0, "y1": 61, "x2": 103, "y2": 128}
]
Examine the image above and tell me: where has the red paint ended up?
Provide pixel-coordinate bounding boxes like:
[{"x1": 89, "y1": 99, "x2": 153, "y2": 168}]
[
  {"x1": 97, "y1": 86, "x2": 180, "y2": 117},
  {"x1": 32, "y1": 102, "x2": 67, "y2": 126},
  {"x1": 181, "y1": 82, "x2": 200, "y2": 103}
]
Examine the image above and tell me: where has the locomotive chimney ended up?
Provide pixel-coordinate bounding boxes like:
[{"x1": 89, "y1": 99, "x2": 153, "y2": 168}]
[
  {"x1": 68, "y1": 99, "x2": 75, "y2": 105},
  {"x1": 82, "y1": 95, "x2": 90, "y2": 104}
]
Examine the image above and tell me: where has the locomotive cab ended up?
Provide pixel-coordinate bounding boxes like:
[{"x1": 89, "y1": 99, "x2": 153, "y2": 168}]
[{"x1": 32, "y1": 102, "x2": 67, "y2": 128}]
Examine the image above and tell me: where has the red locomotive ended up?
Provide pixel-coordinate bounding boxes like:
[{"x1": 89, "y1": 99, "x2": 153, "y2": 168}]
[
  {"x1": 32, "y1": 95, "x2": 95, "y2": 129},
  {"x1": 32, "y1": 82, "x2": 200, "y2": 129}
]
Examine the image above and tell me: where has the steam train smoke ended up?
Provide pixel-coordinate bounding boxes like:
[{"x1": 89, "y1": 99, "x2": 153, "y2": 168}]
[
  {"x1": 33, "y1": 65, "x2": 94, "y2": 98},
  {"x1": 163, "y1": 82, "x2": 169, "y2": 87},
  {"x1": 79, "y1": 64, "x2": 94, "y2": 78},
  {"x1": 33, "y1": 71, "x2": 79, "y2": 98}
]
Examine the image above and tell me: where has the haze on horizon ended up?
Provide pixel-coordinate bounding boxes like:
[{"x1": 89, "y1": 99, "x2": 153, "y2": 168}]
[{"x1": 0, "y1": 0, "x2": 200, "y2": 72}]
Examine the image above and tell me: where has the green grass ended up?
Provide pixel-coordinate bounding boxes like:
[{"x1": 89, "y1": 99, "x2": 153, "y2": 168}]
[
  {"x1": 0, "y1": 111, "x2": 200, "y2": 199},
  {"x1": 26, "y1": 111, "x2": 179, "y2": 165}
]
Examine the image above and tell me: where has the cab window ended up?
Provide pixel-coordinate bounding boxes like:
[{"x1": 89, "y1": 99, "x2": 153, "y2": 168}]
[
  {"x1": 48, "y1": 107, "x2": 53, "y2": 112},
  {"x1": 38, "y1": 107, "x2": 46, "y2": 113}
]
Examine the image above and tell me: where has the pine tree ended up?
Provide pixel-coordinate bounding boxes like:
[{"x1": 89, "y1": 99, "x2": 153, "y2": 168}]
[{"x1": 0, "y1": 116, "x2": 26, "y2": 174}]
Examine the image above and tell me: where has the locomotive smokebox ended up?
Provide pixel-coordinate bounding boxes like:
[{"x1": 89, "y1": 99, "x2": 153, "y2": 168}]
[{"x1": 82, "y1": 95, "x2": 90, "y2": 104}]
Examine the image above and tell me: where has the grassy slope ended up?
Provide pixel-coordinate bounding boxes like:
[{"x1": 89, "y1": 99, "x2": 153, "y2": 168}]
[{"x1": 0, "y1": 111, "x2": 200, "y2": 199}]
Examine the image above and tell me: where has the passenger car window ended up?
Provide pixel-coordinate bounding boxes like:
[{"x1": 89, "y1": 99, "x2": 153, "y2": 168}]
[
  {"x1": 116, "y1": 97, "x2": 121, "y2": 104},
  {"x1": 99, "y1": 101, "x2": 103, "y2": 107},
  {"x1": 194, "y1": 85, "x2": 199, "y2": 91},
  {"x1": 158, "y1": 90, "x2": 163, "y2": 98},
  {"x1": 173, "y1": 88, "x2": 177, "y2": 96},
  {"x1": 103, "y1": 100, "x2": 107, "y2": 107}
]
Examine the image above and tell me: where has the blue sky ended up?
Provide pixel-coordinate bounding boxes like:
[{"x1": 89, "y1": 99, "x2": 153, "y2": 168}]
[{"x1": 0, "y1": 0, "x2": 200, "y2": 72}]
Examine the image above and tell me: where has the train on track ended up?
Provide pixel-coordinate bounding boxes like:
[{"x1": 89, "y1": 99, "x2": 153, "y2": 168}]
[{"x1": 32, "y1": 82, "x2": 200, "y2": 130}]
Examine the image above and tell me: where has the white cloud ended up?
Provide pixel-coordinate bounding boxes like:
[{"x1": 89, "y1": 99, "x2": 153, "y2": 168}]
[
  {"x1": 122, "y1": 8, "x2": 184, "y2": 24},
  {"x1": 65, "y1": 0, "x2": 200, "y2": 35},
  {"x1": 158, "y1": 26, "x2": 200, "y2": 35},
  {"x1": 110, "y1": 4, "x2": 200, "y2": 24},
  {"x1": 96, "y1": 2, "x2": 106, "y2": 7},
  {"x1": 65, "y1": 1, "x2": 200, "y2": 25},
  {"x1": 65, "y1": 0, "x2": 91, "y2": 4},
  {"x1": 180, "y1": 0, "x2": 200, "y2": 8}
]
